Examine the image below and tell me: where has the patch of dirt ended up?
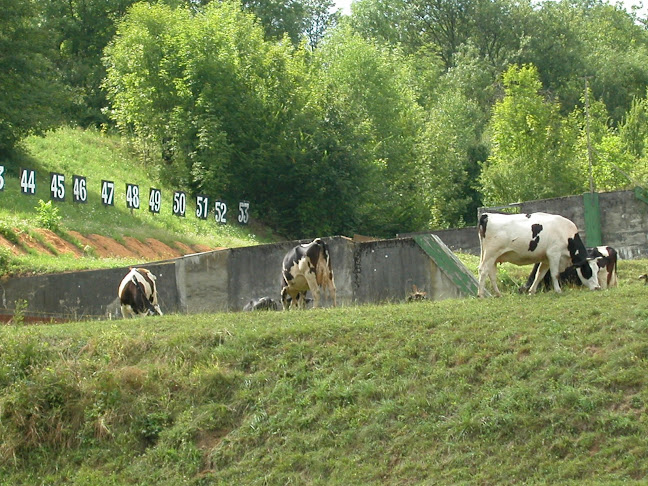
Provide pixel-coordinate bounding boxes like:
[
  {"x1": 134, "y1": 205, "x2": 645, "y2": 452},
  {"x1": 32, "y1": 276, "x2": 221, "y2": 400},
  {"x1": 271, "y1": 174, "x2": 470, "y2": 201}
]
[
  {"x1": 0, "y1": 234, "x2": 21, "y2": 255},
  {"x1": 6, "y1": 229, "x2": 220, "y2": 261},
  {"x1": 15, "y1": 228, "x2": 57, "y2": 256},
  {"x1": 38, "y1": 229, "x2": 84, "y2": 256}
]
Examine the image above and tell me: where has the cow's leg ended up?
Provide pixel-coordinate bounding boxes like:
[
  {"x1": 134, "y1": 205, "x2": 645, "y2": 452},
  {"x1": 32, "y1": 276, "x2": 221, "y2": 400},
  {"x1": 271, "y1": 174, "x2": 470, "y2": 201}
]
[
  {"x1": 547, "y1": 256, "x2": 564, "y2": 293},
  {"x1": 478, "y1": 258, "x2": 501, "y2": 297},
  {"x1": 281, "y1": 287, "x2": 291, "y2": 310},
  {"x1": 121, "y1": 304, "x2": 133, "y2": 318},
  {"x1": 328, "y1": 282, "x2": 337, "y2": 307},
  {"x1": 305, "y1": 272, "x2": 321, "y2": 308},
  {"x1": 528, "y1": 261, "x2": 556, "y2": 294},
  {"x1": 296, "y1": 291, "x2": 307, "y2": 309}
]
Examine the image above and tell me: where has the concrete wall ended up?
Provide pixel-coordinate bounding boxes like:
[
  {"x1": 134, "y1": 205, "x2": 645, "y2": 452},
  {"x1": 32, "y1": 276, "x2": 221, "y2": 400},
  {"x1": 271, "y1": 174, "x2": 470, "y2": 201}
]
[
  {"x1": 402, "y1": 190, "x2": 648, "y2": 259},
  {"x1": 0, "y1": 236, "x2": 471, "y2": 321},
  {"x1": 9, "y1": 187, "x2": 646, "y2": 321}
]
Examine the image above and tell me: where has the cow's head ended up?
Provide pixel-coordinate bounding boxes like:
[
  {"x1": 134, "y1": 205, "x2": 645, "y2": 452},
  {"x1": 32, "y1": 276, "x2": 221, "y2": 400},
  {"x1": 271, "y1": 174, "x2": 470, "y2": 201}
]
[
  {"x1": 573, "y1": 258, "x2": 601, "y2": 291},
  {"x1": 568, "y1": 234, "x2": 601, "y2": 291}
]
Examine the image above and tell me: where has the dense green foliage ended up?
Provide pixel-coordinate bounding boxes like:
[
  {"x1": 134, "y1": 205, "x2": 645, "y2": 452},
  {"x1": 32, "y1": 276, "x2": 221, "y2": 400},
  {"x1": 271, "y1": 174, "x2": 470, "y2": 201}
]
[
  {"x1": 5, "y1": 0, "x2": 648, "y2": 237},
  {"x1": 2, "y1": 259, "x2": 648, "y2": 484}
]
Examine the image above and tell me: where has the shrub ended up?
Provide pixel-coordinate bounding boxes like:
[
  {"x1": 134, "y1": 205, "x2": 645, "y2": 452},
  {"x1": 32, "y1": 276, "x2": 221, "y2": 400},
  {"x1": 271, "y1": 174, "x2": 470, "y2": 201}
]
[{"x1": 35, "y1": 200, "x2": 61, "y2": 231}]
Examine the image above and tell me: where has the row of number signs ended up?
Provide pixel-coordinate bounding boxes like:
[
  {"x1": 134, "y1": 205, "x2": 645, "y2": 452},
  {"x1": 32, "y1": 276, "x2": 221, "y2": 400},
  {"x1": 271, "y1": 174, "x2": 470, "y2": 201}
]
[{"x1": 5, "y1": 167, "x2": 249, "y2": 224}]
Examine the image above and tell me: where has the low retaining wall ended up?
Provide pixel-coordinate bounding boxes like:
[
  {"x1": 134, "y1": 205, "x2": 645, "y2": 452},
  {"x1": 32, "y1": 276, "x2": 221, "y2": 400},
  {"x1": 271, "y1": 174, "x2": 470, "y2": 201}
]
[
  {"x1": 402, "y1": 190, "x2": 648, "y2": 259},
  {"x1": 0, "y1": 235, "x2": 477, "y2": 321}
]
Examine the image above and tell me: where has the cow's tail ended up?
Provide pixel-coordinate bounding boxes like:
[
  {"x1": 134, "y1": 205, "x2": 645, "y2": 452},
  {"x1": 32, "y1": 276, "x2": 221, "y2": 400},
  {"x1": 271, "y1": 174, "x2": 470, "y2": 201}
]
[{"x1": 478, "y1": 214, "x2": 488, "y2": 262}]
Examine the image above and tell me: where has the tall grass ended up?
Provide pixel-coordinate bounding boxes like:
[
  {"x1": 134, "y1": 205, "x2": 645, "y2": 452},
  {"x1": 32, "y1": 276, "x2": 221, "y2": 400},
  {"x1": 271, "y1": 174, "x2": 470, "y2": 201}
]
[{"x1": 1, "y1": 258, "x2": 648, "y2": 484}]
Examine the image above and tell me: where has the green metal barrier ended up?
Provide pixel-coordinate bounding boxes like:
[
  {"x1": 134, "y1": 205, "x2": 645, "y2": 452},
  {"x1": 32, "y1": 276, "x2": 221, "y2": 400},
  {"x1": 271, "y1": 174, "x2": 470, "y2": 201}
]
[
  {"x1": 413, "y1": 234, "x2": 486, "y2": 297},
  {"x1": 582, "y1": 192, "x2": 602, "y2": 247},
  {"x1": 634, "y1": 186, "x2": 648, "y2": 205}
]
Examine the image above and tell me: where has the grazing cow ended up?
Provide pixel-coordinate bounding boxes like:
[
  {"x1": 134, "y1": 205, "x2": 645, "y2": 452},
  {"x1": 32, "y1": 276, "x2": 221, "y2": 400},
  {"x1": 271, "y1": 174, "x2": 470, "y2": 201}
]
[
  {"x1": 281, "y1": 238, "x2": 336, "y2": 310},
  {"x1": 118, "y1": 267, "x2": 163, "y2": 318},
  {"x1": 243, "y1": 296, "x2": 279, "y2": 311},
  {"x1": 520, "y1": 246, "x2": 618, "y2": 292},
  {"x1": 478, "y1": 212, "x2": 601, "y2": 297}
]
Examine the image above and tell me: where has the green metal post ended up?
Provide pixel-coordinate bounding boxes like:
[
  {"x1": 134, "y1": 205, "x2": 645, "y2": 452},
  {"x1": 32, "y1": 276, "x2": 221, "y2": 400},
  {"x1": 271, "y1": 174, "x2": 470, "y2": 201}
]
[{"x1": 582, "y1": 192, "x2": 602, "y2": 247}]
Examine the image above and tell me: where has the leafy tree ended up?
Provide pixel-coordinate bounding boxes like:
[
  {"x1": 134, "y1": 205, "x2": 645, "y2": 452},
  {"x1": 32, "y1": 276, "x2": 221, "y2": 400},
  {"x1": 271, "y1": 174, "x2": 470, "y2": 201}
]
[
  {"x1": 519, "y1": 0, "x2": 648, "y2": 123},
  {"x1": 310, "y1": 27, "x2": 427, "y2": 236},
  {"x1": 570, "y1": 93, "x2": 634, "y2": 191},
  {"x1": 417, "y1": 90, "x2": 483, "y2": 228},
  {"x1": 242, "y1": 0, "x2": 339, "y2": 47},
  {"x1": 105, "y1": 2, "x2": 275, "y2": 197},
  {"x1": 480, "y1": 64, "x2": 582, "y2": 205},
  {"x1": 37, "y1": 0, "x2": 150, "y2": 127},
  {"x1": 620, "y1": 95, "x2": 648, "y2": 160},
  {"x1": 0, "y1": 0, "x2": 65, "y2": 155}
]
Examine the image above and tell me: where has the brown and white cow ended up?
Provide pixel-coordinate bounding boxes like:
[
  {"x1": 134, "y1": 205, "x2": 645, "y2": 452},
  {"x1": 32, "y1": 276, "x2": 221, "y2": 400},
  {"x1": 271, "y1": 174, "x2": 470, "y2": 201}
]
[
  {"x1": 118, "y1": 267, "x2": 163, "y2": 317},
  {"x1": 520, "y1": 245, "x2": 618, "y2": 292},
  {"x1": 281, "y1": 238, "x2": 336, "y2": 310},
  {"x1": 478, "y1": 212, "x2": 601, "y2": 297}
]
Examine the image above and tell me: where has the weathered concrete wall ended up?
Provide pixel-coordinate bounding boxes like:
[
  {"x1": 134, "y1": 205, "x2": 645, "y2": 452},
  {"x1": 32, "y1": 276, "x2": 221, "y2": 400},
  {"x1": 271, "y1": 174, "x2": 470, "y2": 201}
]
[
  {"x1": 5, "y1": 189, "x2": 648, "y2": 321},
  {"x1": 1, "y1": 236, "x2": 468, "y2": 321},
  {"x1": 0, "y1": 261, "x2": 178, "y2": 321},
  {"x1": 399, "y1": 227, "x2": 478, "y2": 255},
  {"x1": 599, "y1": 191, "x2": 648, "y2": 259},
  {"x1": 402, "y1": 190, "x2": 648, "y2": 259},
  {"x1": 352, "y1": 238, "x2": 461, "y2": 303},
  {"x1": 176, "y1": 237, "x2": 355, "y2": 312}
]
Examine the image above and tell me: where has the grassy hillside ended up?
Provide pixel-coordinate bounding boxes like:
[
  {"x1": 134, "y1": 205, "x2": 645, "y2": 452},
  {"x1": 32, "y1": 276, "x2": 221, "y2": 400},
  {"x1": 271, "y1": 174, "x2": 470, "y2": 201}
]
[
  {"x1": 0, "y1": 127, "x2": 273, "y2": 275},
  {"x1": 2, "y1": 258, "x2": 648, "y2": 485}
]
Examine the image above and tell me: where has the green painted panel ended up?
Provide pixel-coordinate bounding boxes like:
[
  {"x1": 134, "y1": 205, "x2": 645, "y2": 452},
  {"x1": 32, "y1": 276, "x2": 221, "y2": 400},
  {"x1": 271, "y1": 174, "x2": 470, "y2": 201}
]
[
  {"x1": 582, "y1": 192, "x2": 602, "y2": 247},
  {"x1": 413, "y1": 234, "x2": 486, "y2": 297},
  {"x1": 635, "y1": 186, "x2": 648, "y2": 205}
]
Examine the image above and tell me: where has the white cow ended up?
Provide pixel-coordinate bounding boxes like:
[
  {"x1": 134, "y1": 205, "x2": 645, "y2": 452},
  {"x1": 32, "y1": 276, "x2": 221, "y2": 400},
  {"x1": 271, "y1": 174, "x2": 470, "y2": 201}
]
[
  {"x1": 478, "y1": 212, "x2": 601, "y2": 297},
  {"x1": 118, "y1": 267, "x2": 163, "y2": 317}
]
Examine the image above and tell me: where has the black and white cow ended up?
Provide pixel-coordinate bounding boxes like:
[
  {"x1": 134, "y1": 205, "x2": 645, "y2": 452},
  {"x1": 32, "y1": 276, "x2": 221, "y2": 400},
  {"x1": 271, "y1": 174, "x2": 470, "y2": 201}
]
[
  {"x1": 281, "y1": 238, "x2": 336, "y2": 310},
  {"x1": 118, "y1": 267, "x2": 163, "y2": 317},
  {"x1": 520, "y1": 245, "x2": 618, "y2": 293},
  {"x1": 243, "y1": 296, "x2": 279, "y2": 311},
  {"x1": 478, "y1": 212, "x2": 601, "y2": 297}
]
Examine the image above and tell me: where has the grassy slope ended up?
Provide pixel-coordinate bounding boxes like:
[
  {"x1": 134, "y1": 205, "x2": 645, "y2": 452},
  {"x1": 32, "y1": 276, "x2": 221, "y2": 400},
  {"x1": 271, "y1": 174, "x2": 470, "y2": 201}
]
[
  {"x1": 0, "y1": 127, "x2": 271, "y2": 274},
  {"x1": 2, "y1": 258, "x2": 648, "y2": 485}
]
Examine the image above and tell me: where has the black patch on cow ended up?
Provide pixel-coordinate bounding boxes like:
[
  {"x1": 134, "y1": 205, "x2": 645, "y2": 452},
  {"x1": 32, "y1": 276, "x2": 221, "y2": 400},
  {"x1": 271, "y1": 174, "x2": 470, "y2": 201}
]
[
  {"x1": 122, "y1": 281, "x2": 152, "y2": 315},
  {"x1": 306, "y1": 243, "x2": 323, "y2": 274},
  {"x1": 525, "y1": 214, "x2": 532, "y2": 218},
  {"x1": 478, "y1": 214, "x2": 488, "y2": 238},
  {"x1": 567, "y1": 233, "x2": 593, "y2": 279},
  {"x1": 528, "y1": 224, "x2": 543, "y2": 252}
]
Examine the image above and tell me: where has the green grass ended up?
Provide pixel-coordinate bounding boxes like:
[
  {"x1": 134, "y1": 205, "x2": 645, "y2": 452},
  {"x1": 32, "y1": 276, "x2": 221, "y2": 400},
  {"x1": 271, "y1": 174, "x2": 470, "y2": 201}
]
[
  {"x1": 0, "y1": 127, "x2": 273, "y2": 275},
  {"x1": 2, "y1": 258, "x2": 648, "y2": 485}
]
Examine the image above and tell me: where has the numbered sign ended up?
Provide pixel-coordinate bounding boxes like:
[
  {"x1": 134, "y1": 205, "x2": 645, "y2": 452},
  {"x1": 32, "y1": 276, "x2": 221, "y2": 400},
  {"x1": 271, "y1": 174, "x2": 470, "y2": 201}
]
[
  {"x1": 50, "y1": 172, "x2": 65, "y2": 201},
  {"x1": 196, "y1": 194, "x2": 209, "y2": 220},
  {"x1": 20, "y1": 168, "x2": 36, "y2": 195},
  {"x1": 72, "y1": 175, "x2": 87, "y2": 203},
  {"x1": 149, "y1": 188, "x2": 161, "y2": 214},
  {"x1": 214, "y1": 200, "x2": 227, "y2": 224},
  {"x1": 126, "y1": 183, "x2": 140, "y2": 210},
  {"x1": 238, "y1": 200, "x2": 250, "y2": 225},
  {"x1": 101, "y1": 180, "x2": 115, "y2": 206},
  {"x1": 173, "y1": 191, "x2": 186, "y2": 217},
  {"x1": 0, "y1": 165, "x2": 5, "y2": 191}
]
